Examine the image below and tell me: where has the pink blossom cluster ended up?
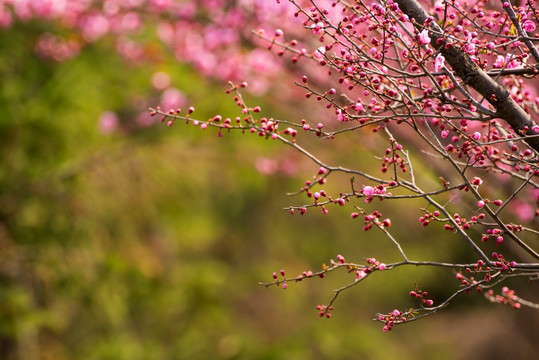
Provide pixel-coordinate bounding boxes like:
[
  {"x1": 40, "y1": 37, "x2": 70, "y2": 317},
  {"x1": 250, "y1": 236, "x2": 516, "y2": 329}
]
[
  {"x1": 378, "y1": 308, "x2": 413, "y2": 332},
  {"x1": 0, "y1": 0, "x2": 310, "y2": 94},
  {"x1": 485, "y1": 286, "x2": 522, "y2": 309}
]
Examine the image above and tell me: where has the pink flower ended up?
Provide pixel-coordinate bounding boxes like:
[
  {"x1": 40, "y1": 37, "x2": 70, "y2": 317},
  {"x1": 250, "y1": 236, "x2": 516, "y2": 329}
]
[
  {"x1": 353, "y1": 102, "x2": 364, "y2": 112},
  {"x1": 434, "y1": 54, "x2": 445, "y2": 72},
  {"x1": 355, "y1": 270, "x2": 367, "y2": 281},
  {"x1": 418, "y1": 29, "x2": 431, "y2": 45},
  {"x1": 151, "y1": 71, "x2": 171, "y2": 90},
  {"x1": 336, "y1": 109, "x2": 345, "y2": 121},
  {"x1": 522, "y1": 20, "x2": 536, "y2": 32},
  {"x1": 505, "y1": 56, "x2": 521, "y2": 69},
  {"x1": 463, "y1": 38, "x2": 476, "y2": 55},
  {"x1": 151, "y1": 0, "x2": 173, "y2": 9},
  {"x1": 314, "y1": 46, "x2": 326, "y2": 59},
  {"x1": 493, "y1": 55, "x2": 505, "y2": 68},
  {"x1": 160, "y1": 88, "x2": 187, "y2": 111},
  {"x1": 80, "y1": 13, "x2": 110, "y2": 42},
  {"x1": 311, "y1": 21, "x2": 324, "y2": 34},
  {"x1": 362, "y1": 186, "x2": 375, "y2": 197},
  {"x1": 98, "y1": 111, "x2": 119, "y2": 134},
  {"x1": 494, "y1": 55, "x2": 521, "y2": 69},
  {"x1": 471, "y1": 176, "x2": 483, "y2": 185}
]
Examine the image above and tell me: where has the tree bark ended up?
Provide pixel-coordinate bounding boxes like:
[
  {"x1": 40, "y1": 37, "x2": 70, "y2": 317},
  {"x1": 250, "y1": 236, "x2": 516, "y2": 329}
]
[{"x1": 395, "y1": 0, "x2": 539, "y2": 153}]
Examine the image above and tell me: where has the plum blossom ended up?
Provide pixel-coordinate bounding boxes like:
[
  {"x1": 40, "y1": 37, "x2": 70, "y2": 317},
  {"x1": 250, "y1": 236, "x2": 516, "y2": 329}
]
[
  {"x1": 418, "y1": 29, "x2": 430, "y2": 45},
  {"x1": 522, "y1": 20, "x2": 536, "y2": 32},
  {"x1": 434, "y1": 54, "x2": 445, "y2": 72},
  {"x1": 355, "y1": 270, "x2": 367, "y2": 281},
  {"x1": 362, "y1": 186, "x2": 375, "y2": 197},
  {"x1": 493, "y1": 55, "x2": 505, "y2": 68},
  {"x1": 336, "y1": 108, "x2": 345, "y2": 121},
  {"x1": 314, "y1": 46, "x2": 326, "y2": 59},
  {"x1": 311, "y1": 21, "x2": 324, "y2": 34},
  {"x1": 493, "y1": 55, "x2": 521, "y2": 69},
  {"x1": 463, "y1": 35, "x2": 476, "y2": 54},
  {"x1": 471, "y1": 176, "x2": 483, "y2": 185}
]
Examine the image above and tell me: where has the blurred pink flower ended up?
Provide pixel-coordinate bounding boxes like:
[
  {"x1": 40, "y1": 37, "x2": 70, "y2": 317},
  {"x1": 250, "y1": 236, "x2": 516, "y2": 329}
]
[
  {"x1": 151, "y1": 0, "x2": 173, "y2": 10},
  {"x1": 151, "y1": 71, "x2": 171, "y2": 90},
  {"x1": 119, "y1": 12, "x2": 142, "y2": 33},
  {"x1": 80, "y1": 13, "x2": 110, "y2": 42},
  {"x1": 98, "y1": 111, "x2": 119, "y2": 134},
  {"x1": 510, "y1": 201, "x2": 535, "y2": 222},
  {"x1": 160, "y1": 87, "x2": 186, "y2": 111},
  {"x1": 0, "y1": 4, "x2": 12, "y2": 27},
  {"x1": 35, "y1": 33, "x2": 81, "y2": 61},
  {"x1": 255, "y1": 157, "x2": 278, "y2": 175}
]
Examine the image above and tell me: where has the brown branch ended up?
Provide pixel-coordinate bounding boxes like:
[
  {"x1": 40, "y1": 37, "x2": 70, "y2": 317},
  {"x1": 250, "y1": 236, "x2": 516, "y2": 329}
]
[{"x1": 394, "y1": 0, "x2": 539, "y2": 153}]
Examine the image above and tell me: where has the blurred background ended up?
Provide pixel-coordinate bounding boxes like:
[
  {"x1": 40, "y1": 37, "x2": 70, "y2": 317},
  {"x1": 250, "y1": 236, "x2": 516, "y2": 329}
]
[{"x1": 0, "y1": 1, "x2": 537, "y2": 359}]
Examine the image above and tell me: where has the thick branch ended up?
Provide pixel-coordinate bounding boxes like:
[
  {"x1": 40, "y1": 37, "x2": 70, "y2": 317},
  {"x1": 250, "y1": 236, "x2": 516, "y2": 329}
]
[{"x1": 395, "y1": 0, "x2": 539, "y2": 153}]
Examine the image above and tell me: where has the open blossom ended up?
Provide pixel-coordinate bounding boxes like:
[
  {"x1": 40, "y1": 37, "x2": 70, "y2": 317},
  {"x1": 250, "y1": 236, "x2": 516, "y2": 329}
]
[
  {"x1": 311, "y1": 21, "x2": 324, "y2": 34},
  {"x1": 494, "y1": 55, "x2": 505, "y2": 68},
  {"x1": 362, "y1": 186, "x2": 375, "y2": 197},
  {"x1": 463, "y1": 36, "x2": 476, "y2": 54},
  {"x1": 434, "y1": 54, "x2": 445, "y2": 72},
  {"x1": 353, "y1": 102, "x2": 364, "y2": 112},
  {"x1": 314, "y1": 46, "x2": 326, "y2": 59},
  {"x1": 418, "y1": 29, "x2": 430, "y2": 45},
  {"x1": 336, "y1": 109, "x2": 345, "y2": 121},
  {"x1": 355, "y1": 270, "x2": 367, "y2": 281},
  {"x1": 522, "y1": 20, "x2": 536, "y2": 32},
  {"x1": 471, "y1": 176, "x2": 483, "y2": 185},
  {"x1": 493, "y1": 55, "x2": 521, "y2": 69}
]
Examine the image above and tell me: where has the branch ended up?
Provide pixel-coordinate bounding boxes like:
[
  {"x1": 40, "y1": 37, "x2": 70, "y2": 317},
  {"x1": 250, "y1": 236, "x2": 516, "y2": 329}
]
[{"x1": 394, "y1": 0, "x2": 539, "y2": 153}]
